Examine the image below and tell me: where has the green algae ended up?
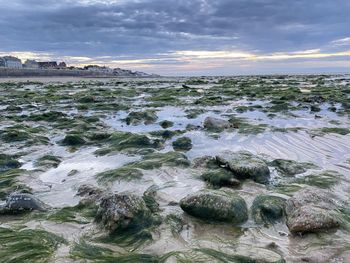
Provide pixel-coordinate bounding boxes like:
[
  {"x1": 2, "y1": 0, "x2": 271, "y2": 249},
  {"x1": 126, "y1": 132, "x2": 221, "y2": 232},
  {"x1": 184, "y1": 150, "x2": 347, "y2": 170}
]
[
  {"x1": 295, "y1": 170, "x2": 342, "y2": 189},
  {"x1": 269, "y1": 159, "x2": 317, "y2": 176},
  {"x1": 48, "y1": 203, "x2": 98, "y2": 224},
  {"x1": 0, "y1": 169, "x2": 31, "y2": 199},
  {"x1": 0, "y1": 154, "x2": 21, "y2": 172},
  {"x1": 35, "y1": 155, "x2": 61, "y2": 169},
  {"x1": 96, "y1": 167, "x2": 143, "y2": 183},
  {"x1": 124, "y1": 110, "x2": 158, "y2": 125},
  {"x1": 96, "y1": 151, "x2": 190, "y2": 183},
  {"x1": 95, "y1": 131, "x2": 162, "y2": 156},
  {"x1": 70, "y1": 240, "x2": 160, "y2": 263},
  {"x1": 172, "y1": 137, "x2": 192, "y2": 151},
  {"x1": 0, "y1": 227, "x2": 66, "y2": 263},
  {"x1": 60, "y1": 134, "x2": 86, "y2": 146},
  {"x1": 251, "y1": 195, "x2": 286, "y2": 224},
  {"x1": 201, "y1": 168, "x2": 240, "y2": 188}
]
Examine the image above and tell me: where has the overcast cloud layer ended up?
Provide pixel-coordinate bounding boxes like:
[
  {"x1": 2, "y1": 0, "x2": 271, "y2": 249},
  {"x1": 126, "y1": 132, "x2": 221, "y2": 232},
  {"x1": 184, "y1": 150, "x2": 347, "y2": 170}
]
[{"x1": 1, "y1": 0, "x2": 350, "y2": 75}]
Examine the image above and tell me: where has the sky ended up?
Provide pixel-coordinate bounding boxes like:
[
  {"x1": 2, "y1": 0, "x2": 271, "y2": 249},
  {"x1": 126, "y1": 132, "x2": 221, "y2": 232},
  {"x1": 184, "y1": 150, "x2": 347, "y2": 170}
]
[{"x1": 0, "y1": 0, "x2": 350, "y2": 76}]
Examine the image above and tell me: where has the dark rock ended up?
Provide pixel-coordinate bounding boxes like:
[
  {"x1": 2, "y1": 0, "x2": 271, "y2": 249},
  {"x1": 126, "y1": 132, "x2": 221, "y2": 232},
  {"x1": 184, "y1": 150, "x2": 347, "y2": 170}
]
[
  {"x1": 201, "y1": 168, "x2": 240, "y2": 188},
  {"x1": 180, "y1": 190, "x2": 248, "y2": 223},
  {"x1": 270, "y1": 159, "x2": 316, "y2": 176},
  {"x1": 172, "y1": 137, "x2": 192, "y2": 151},
  {"x1": 159, "y1": 120, "x2": 174, "y2": 129},
  {"x1": 60, "y1": 134, "x2": 86, "y2": 146},
  {"x1": 0, "y1": 193, "x2": 48, "y2": 214},
  {"x1": 251, "y1": 195, "x2": 286, "y2": 224},
  {"x1": 216, "y1": 150, "x2": 270, "y2": 184}
]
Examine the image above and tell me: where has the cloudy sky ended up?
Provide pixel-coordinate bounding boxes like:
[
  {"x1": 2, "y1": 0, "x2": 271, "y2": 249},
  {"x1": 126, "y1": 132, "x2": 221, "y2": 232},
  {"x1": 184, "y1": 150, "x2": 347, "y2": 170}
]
[{"x1": 1, "y1": 0, "x2": 350, "y2": 75}]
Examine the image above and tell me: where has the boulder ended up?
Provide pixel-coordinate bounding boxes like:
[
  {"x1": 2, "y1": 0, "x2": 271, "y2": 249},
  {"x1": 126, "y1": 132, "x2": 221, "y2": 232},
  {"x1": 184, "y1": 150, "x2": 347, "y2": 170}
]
[
  {"x1": 0, "y1": 193, "x2": 48, "y2": 214},
  {"x1": 285, "y1": 187, "x2": 342, "y2": 233},
  {"x1": 251, "y1": 195, "x2": 286, "y2": 224},
  {"x1": 95, "y1": 193, "x2": 152, "y2": 232},
  {"x1": 216, "y1": 150, "x2": 270, "y2": 184},
  {"x1": 180, "y1": 190, "x2": 248, "y2": 224},
  {"x1": 203, "y1": 117, "x2": 231, "y2": 130}
]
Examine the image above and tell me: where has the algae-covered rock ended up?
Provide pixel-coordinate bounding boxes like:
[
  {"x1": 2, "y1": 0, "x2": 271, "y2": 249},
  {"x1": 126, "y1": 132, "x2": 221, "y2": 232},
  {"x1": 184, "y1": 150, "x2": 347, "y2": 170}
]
[
  {"x1": 96, "y1": 193, "x2": 153, "y2": 232},
  {"x1": 125, "y1": 110, "x2": 158, "y2": 125},
  {"x1": 201, "y1": 168, "x2": 240, "y2": 188},
  {"x1": 270, "y1": 159, "x2": 316, "y2": 176},
  {"x1": 60, "y1": 134, "x2": 86, "y2": 146},
  {"x1": 203, "y1": 116, "x2": 231, "y2": 130},
  {"x1": 216, "y1": 150, "x2": 270, "y2": 184},
  {"x1": 285, "y1": 187, "x2": 342, "y2": 233},
  {"x1": 251, "y1": 195, "x2": 286, "y2": 224},
  {"x1": 180, "y1": 190, "x2": 248, "y2": 223},
  {"x1": 0, "y1": 154, "x2": 21, "y2": 172},
  {"x1": 172, "y1": 137, "x2": 192, "y2": 151},
  {"x1": 0, "y1": 193, "x2": 49, "y2": 214},
  {"x1": 159, "y1": 120, "x2": 174, "y2": 129}
]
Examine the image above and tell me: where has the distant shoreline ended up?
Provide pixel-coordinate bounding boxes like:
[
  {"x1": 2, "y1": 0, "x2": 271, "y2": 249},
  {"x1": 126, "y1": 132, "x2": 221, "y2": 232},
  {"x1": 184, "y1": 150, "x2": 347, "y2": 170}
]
[{"x1": 0, "y1": 68, "x2": 152, "y2": 78}]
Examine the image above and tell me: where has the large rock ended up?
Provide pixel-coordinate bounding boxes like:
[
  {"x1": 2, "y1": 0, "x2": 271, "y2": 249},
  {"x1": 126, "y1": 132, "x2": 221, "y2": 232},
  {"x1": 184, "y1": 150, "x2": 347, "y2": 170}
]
[
  {"x1": 180, "y1": 190, "x2": 248, "y2": 224},
  {"x1": 0, "y1": 193, "x2": 48, "y2": 214},
  {"x1": 285, "y1": 187, "x2": 342, "y2": 233},
  {"x1": 251, "y1": 195, "x2": 286, "y2": 224},
  {"x1": 216, "y1": 150, "x2": 270, "y2": 184},
  {"x1": 95, "y1": 193, "x2": 152, "y2": 232},
  {"x1": 203, "y1": 117, "x2": 231, "y2": 130}
]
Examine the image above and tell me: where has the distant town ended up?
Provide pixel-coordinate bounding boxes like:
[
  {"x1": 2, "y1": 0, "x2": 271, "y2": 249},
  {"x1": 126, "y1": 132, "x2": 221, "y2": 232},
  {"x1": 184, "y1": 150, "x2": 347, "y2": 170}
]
[{"x1": 0, "y1": 55, "x2": 155, "y2": 77}]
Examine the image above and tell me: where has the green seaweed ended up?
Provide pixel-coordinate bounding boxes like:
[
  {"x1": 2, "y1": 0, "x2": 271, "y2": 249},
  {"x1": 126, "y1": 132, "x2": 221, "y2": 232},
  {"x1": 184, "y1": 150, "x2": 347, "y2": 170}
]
[{"x1": 0, "y1": 227, "x2": 66, "y2": 263}]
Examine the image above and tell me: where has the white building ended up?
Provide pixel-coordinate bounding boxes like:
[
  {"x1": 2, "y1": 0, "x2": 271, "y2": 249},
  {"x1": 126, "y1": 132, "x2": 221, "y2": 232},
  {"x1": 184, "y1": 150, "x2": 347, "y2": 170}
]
[
  {"x1": 24, "y1": 59, "x2": 39, "y2": 68},
  {"x1": 0, "y1": 56, "x2": 23, "y2": 68}
]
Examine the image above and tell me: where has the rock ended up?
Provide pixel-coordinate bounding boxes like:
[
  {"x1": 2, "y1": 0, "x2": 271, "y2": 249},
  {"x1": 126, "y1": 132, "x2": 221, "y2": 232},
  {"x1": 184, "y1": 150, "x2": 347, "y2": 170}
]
[
  {"x1": 125, "y1": 110, "x2": 158, "y2": 125},
  {"x1": 269, "y1": 159, "x2": 316, "y2": 176},
  {"x1": 251, "y1": 195, "x2": 286, "y2": 224},
  {"x1": 216, "y1": 150, "x2": 270, "y2": 184},
  {"x1": 0, "y1": 193, "x2": 48, "y2": 214},
  {"x1": 285, "y1": 187, "x2": 342, "y2": 233},
  {"x1": 60, "y1": 134, "x2": 86, "y2": 146},
  {"x1": 201, "y1": 168, "x2": 240, "y2": 188},
  {"x1": 172, "y1": 137, "x2": 192, "y2": 151},
  {"x1": 95, "y1": 193, "x2": 152, "y2": 232},
  {"x1": 159, "y1": 120, "x2": 174, "y2": 129},
  {"x1": 180, "y1": 190, "x2": 248, "y2": 223},
  {"x1": 77, "y1": 184, "x2": 105, "y2": 205},
  {"x1": 203, "y1": 117, "x2": 231, "y2": 130}
]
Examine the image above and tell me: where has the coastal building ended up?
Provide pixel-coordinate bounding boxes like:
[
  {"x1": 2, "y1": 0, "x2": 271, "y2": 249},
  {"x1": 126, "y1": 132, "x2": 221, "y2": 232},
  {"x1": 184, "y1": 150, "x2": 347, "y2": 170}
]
[
  {"x1": 0, "y1": 56, "x2": 22, "y2": 68},
  {"x1": 24, "y1": 59, "x2": 39, "y2": 68},
  {"x1": 0, "y1": 57, "x2": 5, "y2": 67},
  {"x1": 84, "y1": 65, "x2": 113, "y2": 73},
  {"x1": 58, "y1": 62, "x2": 67, "y2": 68},
  {"x1": 38, "y1": 61, "x2": 58, "y2": 68}
]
